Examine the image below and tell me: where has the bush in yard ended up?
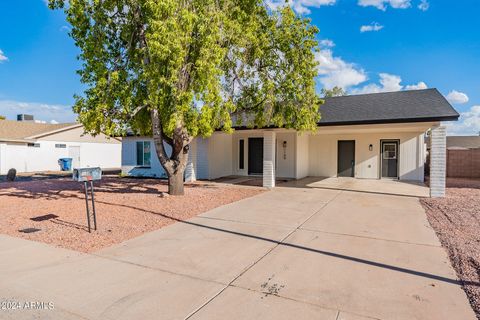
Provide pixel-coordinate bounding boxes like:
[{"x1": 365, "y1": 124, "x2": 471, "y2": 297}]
[{"x1": 6, "y1": 168, "x2": 16, "y2": 182}]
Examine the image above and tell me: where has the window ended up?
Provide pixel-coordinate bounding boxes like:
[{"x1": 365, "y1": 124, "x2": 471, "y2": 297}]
[
  {"x1": 55, "y1": 144, "x2": 67, "y2": 148},
  {"x1": 383, "y1": 143, "x2": 397, "y2": 159},
  {"x1": 27, "y1": 143, "x2": 40, "y2": 148},
  {"x1": 239, "y1": 139, "x2": 244, "y2": 169},
  {"x1": 136, "y1": 141, "x2": 151, "y2": 167}
]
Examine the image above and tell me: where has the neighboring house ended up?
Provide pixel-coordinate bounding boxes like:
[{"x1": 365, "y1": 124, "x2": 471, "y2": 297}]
[
  {"x1": 0, "y1": 116, "x2": 121, "y2": 174},
  {"x1": 446, "y1": 136, "x2": 480, "y2": 150},
  {"x1": 122, "y1": 89, "x2": 458, "y2": 197}
]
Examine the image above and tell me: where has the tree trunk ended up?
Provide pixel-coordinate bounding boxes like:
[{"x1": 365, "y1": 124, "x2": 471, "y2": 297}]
[
  {"x1": 168, "y1": 170, "x2": 185, "y2": 195},
  {"x1": 150, "y1": 109, "x2": 191, "y2": 196}
]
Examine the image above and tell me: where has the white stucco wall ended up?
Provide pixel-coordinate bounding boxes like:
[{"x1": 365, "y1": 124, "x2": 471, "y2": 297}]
[
  {"x1": 0, "y1": 143, "x2": 6, "y2": 174},
  {"x1": 208, "y1": 132, "x2": 233, "y2": 179},
  {"x1": 308, "y1": 130, "x2": 426, "y2": 181},
  {"x1": 1, "y1": 140, "x2": 121, "y2": 174},
  {"x1": 230, "y1": 130, "x2": 296, "y2": 179},
  {"x1": 276, "y1": 132, "x2": 296, "y2": 178},
  {"x1": 296, "y1": 133, "x2": 310, "y2": 179},
  {"x1": 232, "y1": 131, "x2": 262, "y2": 176},
  {"x1": 120, "y1": 123, "x2": 429, "y2": 183}
]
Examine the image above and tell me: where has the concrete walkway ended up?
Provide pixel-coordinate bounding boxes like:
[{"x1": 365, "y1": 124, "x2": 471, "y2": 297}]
[{"x1": 0, "y1": 182, "x2": 476, "y2": 320}]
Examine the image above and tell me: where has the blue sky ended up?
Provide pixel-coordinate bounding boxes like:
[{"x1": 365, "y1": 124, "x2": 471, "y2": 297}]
[{"x1": 0, "y1": 0, "x2": 479, "y2": 135}]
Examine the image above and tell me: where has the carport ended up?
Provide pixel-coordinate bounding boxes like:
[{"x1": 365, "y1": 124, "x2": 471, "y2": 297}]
[{"x1": 283, "y1": 176, "x2": 430, "y2": 198}]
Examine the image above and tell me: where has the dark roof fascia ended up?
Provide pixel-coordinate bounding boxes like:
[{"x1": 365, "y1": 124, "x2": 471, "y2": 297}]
[
  {"x1": 316, "y1": 115, "x2": 459, "y2": 127},
  {"x1": 230, "y1": 115, "x2": 459, "y2": 130}
]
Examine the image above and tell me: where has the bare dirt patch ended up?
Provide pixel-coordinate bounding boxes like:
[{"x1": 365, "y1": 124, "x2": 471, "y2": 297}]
[
  {"x1": 421, "y1": 178, "x2": 480, "y2": 319},
  {"x1": 0, "y1": 177, "x2": 264, "y2": 253}
]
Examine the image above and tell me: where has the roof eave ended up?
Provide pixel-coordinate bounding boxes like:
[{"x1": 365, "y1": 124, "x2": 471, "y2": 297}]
[
  {"x1": 230, "y1": 115, "x2": 459, "y2": 130},
  {"x1": 26, "y1": 123, "x2": 82, "y2": 139},
  {"x1": 0, "y1": 138, "x2": 34, "y2": 143},
  {"x1": 316, "y1": 115, "x2": 459, "y2": 127}
]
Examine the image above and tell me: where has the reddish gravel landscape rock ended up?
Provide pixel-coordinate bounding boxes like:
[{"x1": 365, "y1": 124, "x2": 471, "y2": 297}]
[
  {"x1": 0, "y1": 177, "x2": 264, "y2": 253},
  {"x1": 421, "y1": 178, "x2": 480, "y2": 319}
]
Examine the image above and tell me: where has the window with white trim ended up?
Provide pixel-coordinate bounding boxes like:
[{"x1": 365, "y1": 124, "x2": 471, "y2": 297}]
[{"x1": 136, "y1": 141, "x2": 151, "y2": 167}]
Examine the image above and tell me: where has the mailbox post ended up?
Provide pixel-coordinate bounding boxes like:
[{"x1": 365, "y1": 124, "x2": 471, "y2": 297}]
[{"x1": 73, "y1": 167, "x2": 102, "y2": 233}]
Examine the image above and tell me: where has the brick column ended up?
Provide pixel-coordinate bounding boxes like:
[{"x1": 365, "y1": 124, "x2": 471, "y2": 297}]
[
  {"x1": 263, "y1": 131, "x2": 276, "y2": 188},
  {"x1": 430, "y1": 126, "x2": 446, "y2": 197},
  {"x1": 185, "y1": 139, "x2": 197, "y2": 182}
]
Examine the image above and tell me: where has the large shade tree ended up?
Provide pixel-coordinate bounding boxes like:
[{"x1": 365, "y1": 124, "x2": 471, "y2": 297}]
[{"x1": 50, "y1": 0, "x2": 322, "y2": 195}]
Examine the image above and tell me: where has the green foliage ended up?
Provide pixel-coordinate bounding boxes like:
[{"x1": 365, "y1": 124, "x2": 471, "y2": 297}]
[
  {"x1": 321, "y1": 86, "x2": 346, "y2": 98},
  {"x1": 0, "y1": 115, "x2": 5, "y2": 120},
  {"x1": 49, "y1": 0, "x2": 322, "y2": 139}
]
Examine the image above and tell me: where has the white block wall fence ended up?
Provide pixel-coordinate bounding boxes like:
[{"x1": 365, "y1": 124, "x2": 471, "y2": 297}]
[
  {"x1": 430, "y1": 126, "x2": 447, "y2": 197},
  {"x1": 263, "y1": 131, "x2": 276, "y2": 189}
]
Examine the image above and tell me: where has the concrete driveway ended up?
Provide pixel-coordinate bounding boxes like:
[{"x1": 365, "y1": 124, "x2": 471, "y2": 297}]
[{"x1": 0, "y1": 179, "x2": 476, "y2": 320}]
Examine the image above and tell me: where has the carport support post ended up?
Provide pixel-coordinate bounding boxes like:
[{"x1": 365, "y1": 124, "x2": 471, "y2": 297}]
[
  {"x1": 263, "y1": 131, "x2": 276, "y2": 188},
  {"x1": 430, "y1": 126, "x2": 446, "y2": 197}
]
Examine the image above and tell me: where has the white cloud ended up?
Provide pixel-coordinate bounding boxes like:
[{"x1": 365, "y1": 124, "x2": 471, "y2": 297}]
[
  {"x1": 0, "y1": 100, "x2": 76, "y2": 123},
  {"x1": 316, "y1": 49, "x2": 367, "y2": 90},
  {"x1": 351, "y1": 73, "x2": 401, "y2": 94},
  {"x1": 358, "y1": 0, "x2": 411, "y2": 10},
  {"x1": 446, "y1": 105, "x2": 480, "y2": 136},
  {"x1": 405, "y1": 81, "x2": 428, "y2": 90},
  {"x1": 266, "y1": 0, "x2": 336, "y2": 14},
  {"x1": 351, "y1": 73, "x2": 428, "y2": 94},
  {"x1": 360, "y1": 22, "x2": 384, "y2": 32},
  {"x1": 446, "y1": 90, "x2": 469, "y2": 105},
  {"x1": 0, "y1": 49, "x2": 8, "y2": 63},
  {"x1": 418, "y1": 0, "x2": 429, "y2": 11},
  {"x1": 319, "y1": 39, "x2": 335, "y2": 48}
]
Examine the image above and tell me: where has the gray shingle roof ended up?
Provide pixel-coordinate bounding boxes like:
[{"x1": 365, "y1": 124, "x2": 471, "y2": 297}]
[
  {"x1": 319, "y1": 88, "x2": 459, "y2": 126},
  {"x1": 447, "y1": 136, "x2": 480, "y2": 149}
]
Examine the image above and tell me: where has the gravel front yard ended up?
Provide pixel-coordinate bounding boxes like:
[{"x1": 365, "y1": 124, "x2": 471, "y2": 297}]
[
  {"x1": 421, "y1": 178, "x2": 480, "y2": 319},
  {"x1": 0, "y1": 177, "x2": 264, "y2": 253}
]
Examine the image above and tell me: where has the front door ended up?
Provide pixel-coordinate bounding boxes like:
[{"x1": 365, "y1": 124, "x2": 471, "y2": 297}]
[
  {"x1": 248, "y1": 138, "x2": 263, "y2": 175},
  {"x1": 381, "y1": 141, "x2": 399, "y2": 178},
  {"x1": 337, "y1": 140, "x2": 355, "y2": 177}
]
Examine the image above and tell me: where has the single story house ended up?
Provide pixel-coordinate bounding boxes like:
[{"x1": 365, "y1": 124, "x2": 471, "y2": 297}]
[
  {"x1": 0, "y1": 116, "x2": 121, "y2": 174},
  {"x1": 122, "y1": 89, "x2": 459, "y2": 197},
  {"x1": 446, "y1": 136, "x2": 480, "y2": 150}
]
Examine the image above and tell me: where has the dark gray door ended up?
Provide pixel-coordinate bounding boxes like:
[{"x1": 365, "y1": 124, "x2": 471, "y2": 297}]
[
  {"x1": 248, "y1": 138, "x2": 263, "y2": 175},
  {"x1": 337, "y1": 141, "x2": 355, "y2": 177},
  {"x1": 381, "y1": 141, "x2": 399, "y2": 178}
]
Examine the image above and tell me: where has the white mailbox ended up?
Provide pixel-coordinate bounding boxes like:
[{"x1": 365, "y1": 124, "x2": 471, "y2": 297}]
[{"x1": 73, "y1": 167, "x2": 102, "y2": 182}]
